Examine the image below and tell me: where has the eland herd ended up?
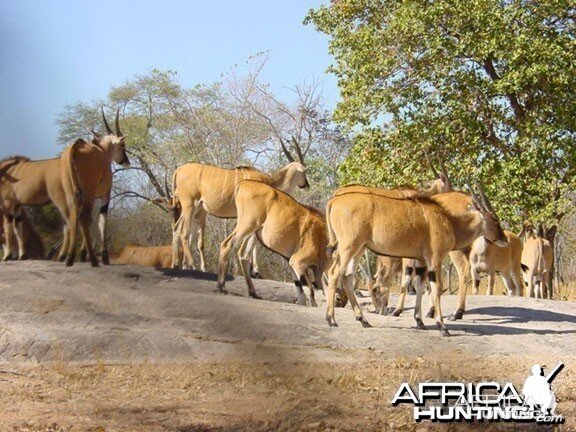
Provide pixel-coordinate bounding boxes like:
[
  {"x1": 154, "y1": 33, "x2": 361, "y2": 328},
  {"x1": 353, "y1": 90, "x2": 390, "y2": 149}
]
[{"x1": 0, "y1": 109, "x2": 555, "y2": 337}]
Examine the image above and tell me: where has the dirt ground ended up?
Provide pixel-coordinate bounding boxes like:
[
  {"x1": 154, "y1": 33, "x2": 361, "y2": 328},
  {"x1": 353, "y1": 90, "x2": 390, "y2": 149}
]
[{"x1": 0, "y1": 261, "x2": 575, "y2": 431}]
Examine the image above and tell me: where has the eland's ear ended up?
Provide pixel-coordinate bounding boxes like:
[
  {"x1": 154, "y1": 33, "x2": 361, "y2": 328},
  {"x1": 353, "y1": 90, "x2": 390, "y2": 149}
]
[{"x1": 92, "y1": 130, "x2": 101, "y2": 139}]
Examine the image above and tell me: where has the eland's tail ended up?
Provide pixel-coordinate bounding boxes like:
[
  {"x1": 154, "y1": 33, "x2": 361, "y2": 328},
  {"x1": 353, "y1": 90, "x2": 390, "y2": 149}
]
[{"x1": 325, "y1": 200, "x2": 338, "y2": 257}]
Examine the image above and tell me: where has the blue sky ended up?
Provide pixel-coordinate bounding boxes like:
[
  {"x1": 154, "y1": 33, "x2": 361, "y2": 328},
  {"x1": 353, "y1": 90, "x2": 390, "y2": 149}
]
[{"x1": 0, "y1": 0, "x2": 337, "y2": 159}]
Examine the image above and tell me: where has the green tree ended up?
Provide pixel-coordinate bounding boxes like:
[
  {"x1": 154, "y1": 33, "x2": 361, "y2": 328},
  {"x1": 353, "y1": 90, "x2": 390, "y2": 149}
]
[{"x1": 306, "y1": 0, "x2": 576, "y2": 243}]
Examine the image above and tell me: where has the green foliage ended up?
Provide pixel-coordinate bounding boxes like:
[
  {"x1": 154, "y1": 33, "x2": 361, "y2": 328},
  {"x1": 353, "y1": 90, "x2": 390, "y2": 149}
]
[{"x1": 306, "y1": 0, "x2": 576, "y2": 229}]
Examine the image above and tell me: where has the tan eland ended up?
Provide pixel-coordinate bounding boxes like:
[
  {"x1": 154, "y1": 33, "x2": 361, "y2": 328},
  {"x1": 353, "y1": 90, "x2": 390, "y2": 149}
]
[{"x1": 217, "y1": 180, "x2": 327, "y2": 305}]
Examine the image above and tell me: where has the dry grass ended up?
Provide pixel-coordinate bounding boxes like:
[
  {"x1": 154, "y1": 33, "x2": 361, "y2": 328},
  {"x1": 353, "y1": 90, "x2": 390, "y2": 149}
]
[
  {"x1": 557, "y1": 282, "x2": 576, "y2": 301},
  {"x1": 1, "y1": 356, "x2": 575, "y2": 432}
]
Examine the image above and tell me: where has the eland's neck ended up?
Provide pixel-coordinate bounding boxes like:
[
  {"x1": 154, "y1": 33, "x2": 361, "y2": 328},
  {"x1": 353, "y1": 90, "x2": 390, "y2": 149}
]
[
  {"x1": 448, "y1": 211, "x2": 484, "y2": 250},
  {"x1": 270, "y1": 165, "x2": 296, "y2": 193},
  {"x1": 92, "y1": 137, "x2": 114, "y2": 164}
]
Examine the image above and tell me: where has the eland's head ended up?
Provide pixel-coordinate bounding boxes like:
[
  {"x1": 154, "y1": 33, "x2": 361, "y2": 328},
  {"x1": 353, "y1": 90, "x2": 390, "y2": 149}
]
[
  {"x1": 93, "y1": 107, "x2": 130, "y2": 167},
  {"x1": 468, "y1": 182, "x2": 507, "y2": 247},
  {"x1": 286, "y1": 161, "x2": 309, "y2": 190}
]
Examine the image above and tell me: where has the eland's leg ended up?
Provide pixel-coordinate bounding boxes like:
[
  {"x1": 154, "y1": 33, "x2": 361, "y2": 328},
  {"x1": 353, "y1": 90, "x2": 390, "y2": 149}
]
[
  {"x1": 79, "y1": 203, "x2": 98, "y2": 267},
  {"x1": 425, "y1": 283, "x2": 436, "y2": 318},
  {"x1": 534, "y1": 280, "x2": 542, "y2": 299},
  {"x1": 57, "y1": 226, "x2": 70, "y2": 262},
  {"x1": 2, "y1": 215, "x2": 15, "y2": 260},
  {"x1": 486, "y1": 272, "x2": 495, "y2": 296},
  {"x1": 542, "y1": 272, "x2": 550, "y2": 299},
  {"x1": 412, "y1": 267, "x2": 426, "y2": 329},
  {"x1": 501, "y1": 272, "x2": 515, "y2": 296},
  {"x1": 367, "y1": 280, "x2": 382, "y2": 313},
  {"x1": 367, "y1": 260, "x2": 384, "y2": 312},
  {"x1": 449, "y1": 250, "x2": 471, "y2": 321},
  {"x1": 428, "y1": 263, "x2": 450, "y2": 337},
  {"x1": 180, "y1": 203, "x2": 198, "y2": 269},
  {"x1": 511, "y1": 267, "x2": 523, "y2": 297},
  {"x1": 98, "y1": 201, "x2": 110, "y2": 265},
  {"x1": 171, "y1": 215, "x2": 183, "y2": 268},
  {"x1": 237, "y1": 235, "x2": 261, "y2": 299},
  {"x1": 217, "y1": 232, "x2": 236, "y2": 294},
  {"x1": 218, "y1": 222, "x2": 258, "y2": 295},
  {"x1": 341, "y1": 250, "x2": 371, "y2": 327},
  {"x1": 65, "y1": 204, "x2": 80, "y2": 266},
  {"x1": 526, "y1": 276, "x2": 535, "y2": 298},
  {"x1": 51, "y1": 201, "x2": 71, "y2": 263},
  {"x1": 303, "y1": 272, "x2": 317, "y2": 307},
  {"x1": 195, "y1": 208, "x2": 207, "y2": 272},
  {"x1": 79, "y1": 239, "x2": 88, "y2": 262},
  {"x1": 250, "y1": 243, "x2": 262, "y2": 279},
  {"x1": 172, "y1": 200, "x2": 196, "y2": 269},
  {"x1": 13, "y1": 211, "x2": 27, "y2": 260},
  {"x1": 289, "y1": 256, "x2": 317, "y2": 307},
  {"x1": 313, "y1": 266, "x2": 325, "y2": 297},
  {"x1": 325, "y1": 257, "x2": 342, "y2": 327},
  {"x1": 376, "y1": 268, "x2": 392, "y2": 316},
  {"x1": 392, "y1": 265, "x2": 413, "y2": 316},
  {"x1": 289, "y1": 266, "x2": 307, "y2": 306},
  {"x1": 472, "y1": 270, "x2": 481, "y2": 295},
  {"x1": 545, "y1": 274, "x2": 552, "y2": 299}
]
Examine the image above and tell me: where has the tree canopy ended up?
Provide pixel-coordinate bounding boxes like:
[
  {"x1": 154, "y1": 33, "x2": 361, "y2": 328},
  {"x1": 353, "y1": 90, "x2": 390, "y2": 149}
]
[{"x1": 306, "y1": 0, "x2": 576, "y2": 230}]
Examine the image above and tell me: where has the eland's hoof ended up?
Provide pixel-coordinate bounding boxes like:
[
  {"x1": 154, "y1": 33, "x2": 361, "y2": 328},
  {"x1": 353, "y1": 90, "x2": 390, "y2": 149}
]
[
  {"x1": 249, "y1": 292, "x2": 262, "y2": 300},
  {"x1": 90, "y1": 258, "x2": 99, "y2": 268},
  {"x1": 439, "y1": 326, "x2": 451, "y2": 337},
  {"x1": 392, "y1": 308, "x2": 402, "y2": 317},
  {"x1": 357, "y1": 316, "x2": 372, "y2": 328},
  {"x1": 2, "y1": 255, "x2": 14, "y2": 262},
  {"x1": 65, "y1": 257, "x2": 74, "y2": 267},
  {"x1": 426, "y1": 307, "x2": 435, "y2": 319},
  {"x1": 251, "y1": 272, "x2": 262, "y2": 279},
  {"x1": 449, "y1": 309, "x2": 464, "y2": 321},
  {"x1": 102, "y1": 251, "x2": 110, "y2": 265},
  {"x1": 415, "y1": 318, "x2": 425, "y2": 330},
  {"x1": 326, "y1": 316, "x2": 338, "y2": 327},
  {"x1": 216, "y1": 284, "x2": 228, "y2": 295}
]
